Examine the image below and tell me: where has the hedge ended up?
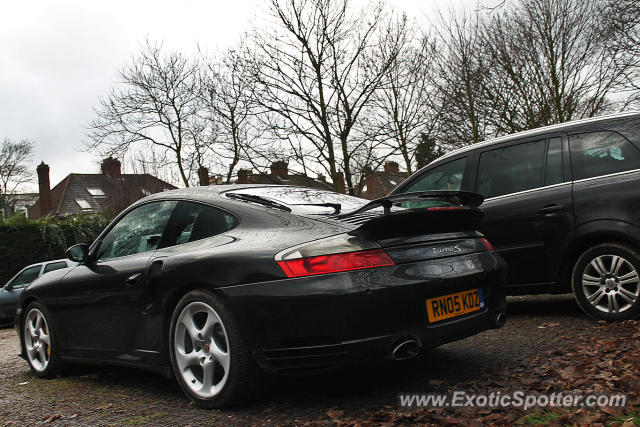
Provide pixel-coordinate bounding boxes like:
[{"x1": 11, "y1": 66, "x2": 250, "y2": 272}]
[{"x1": 0, "y1": 213, "x2": 110, "y2": 284}]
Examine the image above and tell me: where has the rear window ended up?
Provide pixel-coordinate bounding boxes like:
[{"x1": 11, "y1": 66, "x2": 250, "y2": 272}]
[
  {"x1": 569, "y1": 131, "x2": 640, "y2": 180},
  {"x1": 225, "y1": 187, "x2": 368, "y2": 214},
  {"x1": 43, "y1": 261, "x2": 68, "y2": 274}
]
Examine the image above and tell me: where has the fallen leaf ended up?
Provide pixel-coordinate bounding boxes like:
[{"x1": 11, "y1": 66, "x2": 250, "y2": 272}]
[{"x1": 327, "y1": 409, "x2": 344, "y2": 420}]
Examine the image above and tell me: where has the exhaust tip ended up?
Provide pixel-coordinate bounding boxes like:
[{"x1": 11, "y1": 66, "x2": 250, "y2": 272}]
[
  {"x1": 495, "y1": 312, "x2": 506, "y2": 329},
  {"x1": 391, "y1": 338, "x2": 420, "y2": 361}
]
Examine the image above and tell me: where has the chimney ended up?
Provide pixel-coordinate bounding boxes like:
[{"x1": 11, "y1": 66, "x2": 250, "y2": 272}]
[
  {"x1": 237, "y1": 169, "x2": 251, "y2": 184},
  {"x1": 334, "y1": 171, "x2": 345, "y2": 194},
  {"x1": 384, "y1": 161, "x2": 399, "y2": 174},
  {"x1": 270, "y1": 161, "x2": 288, "y2": 180},
  {"x1": 317, "y1": 174, "x2": 326, "y2": 182},
  {"x1": 101, "y1": 157, "x2": 122, "y2": 179},
  {"x1": 198, "y1": 166, "x2": 209, "y2": 186},
  {"x1": 37, "y1": 162, "x2": 52, "y2": 216}
]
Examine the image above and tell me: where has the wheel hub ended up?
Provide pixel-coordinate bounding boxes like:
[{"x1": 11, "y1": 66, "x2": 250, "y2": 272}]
[
  {"x1": 582, "y1": 254, "x2": 639, "y2": 314},
  {"x1": 174, "y1": 301, "x2": 230, "y2": 399},
  {"x1": 24, "y1": 308, "x2": 51, "y2": 372}
]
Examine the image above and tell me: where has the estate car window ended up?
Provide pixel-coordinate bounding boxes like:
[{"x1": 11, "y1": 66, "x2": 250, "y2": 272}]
[
  {"x1": 476, "y1": 140, "x2": 545, "y2": 198},
  {"x1": 569, "y1": 131, "x2": 640, "y2": 180},
  {"x1": 7, "y1": 265, "x2": 41, "y2": 289},
  {"x1": 403, "y1": 158, "x2": 467, "y2": 193},
  {"x1": 97, "y1": 201, "x2": 177, "y2": 260},
  {"x1": 545, "y1": 137, "x2": 564, "y2": 186},
  {"x1": 160, "y1": 201, "x2": 236, "y2": 247},
  {"x1": 43, "y1": 261, "x2": 68, "y2": 274},
  {"x1": 397, "y1": 158, "x2": 467, "y2": 209}
]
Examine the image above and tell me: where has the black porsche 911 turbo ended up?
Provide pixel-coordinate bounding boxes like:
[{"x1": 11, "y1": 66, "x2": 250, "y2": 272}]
[{"x1": 16, "y1": 185, "x2": 507, "y2": 408}]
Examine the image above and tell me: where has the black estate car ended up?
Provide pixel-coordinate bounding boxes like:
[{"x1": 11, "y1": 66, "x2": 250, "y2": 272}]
[
  {"x1": 391, "y1": 111, "x2": 640, "y2": 321},
  {"x1": 16, "y1": 185, "x2": 506, "y2": 408}
]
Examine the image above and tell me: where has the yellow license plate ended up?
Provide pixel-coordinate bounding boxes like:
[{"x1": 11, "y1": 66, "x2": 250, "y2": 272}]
[{"x1": 426, "y1": 288, "x2": 485, "y2": 323}]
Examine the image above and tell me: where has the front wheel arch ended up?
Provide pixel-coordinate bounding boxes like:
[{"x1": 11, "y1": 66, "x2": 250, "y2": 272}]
[
  {"x1": 571, "y1": 243, "x2": 640, "y2": 320},
  {"x1": 558, "y1": 225, "x2": 640, "y2": 292}
]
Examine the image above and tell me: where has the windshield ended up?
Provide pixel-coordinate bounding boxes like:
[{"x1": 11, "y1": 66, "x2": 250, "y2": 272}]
[{"x1": 223, "y1": 186, "x2": 368, "y2": 214}]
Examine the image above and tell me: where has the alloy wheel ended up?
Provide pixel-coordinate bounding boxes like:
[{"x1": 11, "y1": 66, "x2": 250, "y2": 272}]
[
  {"x1": 174, "y1": 302, "x2": 230, "y2": 398},
  {"x1": 24, "y1": 308, "x2": 51, "y2": 372},
  {"x1": 581, "y1": 254, "x2": 640, "y2": 314}
]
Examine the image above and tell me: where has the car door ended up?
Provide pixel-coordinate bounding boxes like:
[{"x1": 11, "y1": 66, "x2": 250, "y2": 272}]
[
  {"x1": 124, "y1": 200, "x2": 238, "y2": 353},
  {"x1": 49, "y1": 200, "x2": 177, "y2": 357},
  {"x1": 0, "y1": 264, "x2": 43, "y2": 321},
  {"x1": 473, "y1": 136, "x2": 574, "y2": 287},
  {"x1": 569, "y1": 129, "x2": 640, "y2": 227}
]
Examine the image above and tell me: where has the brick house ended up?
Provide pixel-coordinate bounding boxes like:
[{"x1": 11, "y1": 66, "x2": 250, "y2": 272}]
[
  {"x1": 28, "y1": 157, "x2": 177, "y2": 219},
  {"x1": 356, "y1": 161, "x2": 409, "y2": 200}
]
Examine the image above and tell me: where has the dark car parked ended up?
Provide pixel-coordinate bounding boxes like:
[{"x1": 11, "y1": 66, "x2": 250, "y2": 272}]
[
  {"x1": 0, "y1": 259, "x2": 76, "y2": 325},
  {"x1": 391, "y1": 111, "x2": 640, "y2": 321},
  {"x1": 16, "y1": 185, "x2": 506, "y2": 408}
]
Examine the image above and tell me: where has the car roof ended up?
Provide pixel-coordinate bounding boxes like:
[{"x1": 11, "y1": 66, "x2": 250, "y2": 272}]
[
  {"x1": 431, "y1": 111, "x2": 640, "y2": 166},
  {"x1": 22, "y1": 259, "x2": 71, "y2": 269},
  {"x1": 139, "y1": 184, "x2": 341, "y2": 206}
]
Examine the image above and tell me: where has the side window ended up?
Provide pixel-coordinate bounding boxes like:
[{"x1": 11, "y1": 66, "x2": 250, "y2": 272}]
[
  {"x1": 398, "y1": 158, "x2": 467, "y2": 209},
  {"x1": 7, "y1": 265, "x2": 41, "y2": 289},
  {"x1": 545, "y1": 137, "x2": 564, "y2": 186},
  {"x1": 43, "y1": 261, "x2": 69, "y2": 274},
  {"x1": 97, "y1": 201, "x2": 177, "y2": 260},
  {"x1": 159, "y1": 201, "x2": 236, "y2": 248},
  {"x1": 476, "y1": 140, "x2": 545, "y2": 198},
  {"x1": 402, "y1": 158, "x2": 468, "y2": 193},
  {"x1": 569, "y1": 131, "x2": 640, "y2": 180}
]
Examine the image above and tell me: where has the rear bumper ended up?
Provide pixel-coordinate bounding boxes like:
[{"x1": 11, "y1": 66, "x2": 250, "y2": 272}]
[{"x1": 221, "y1": 251, "x2": 507, "y2": 374}]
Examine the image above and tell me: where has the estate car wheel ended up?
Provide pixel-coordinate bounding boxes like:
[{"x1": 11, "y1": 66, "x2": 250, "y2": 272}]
[
  {"x1": 23, "y1": 302, "x2": 62, "y2": 378},
  {"x1": 572, "y1": 244, "x2": 640, "y2": 321},
  {"x1": 169, "y1": 289, "x2": 261, "y2": 408}
]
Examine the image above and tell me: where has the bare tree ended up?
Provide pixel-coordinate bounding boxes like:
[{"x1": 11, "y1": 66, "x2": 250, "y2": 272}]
[
  {"x1": 200, "y1": 46, "x2": 268, "y2": 183},
  {"x1": 602, "y1": 0, "x2": 640, "y2": 101},
  {"x1": 369, "y1": 25, "x2": 441, "y2": 174},
  {"x1": 87, "y1": 40, "x2": 208, "y2": 187},
  {"x1": 249, "y1": 0, "x2": 405, "y2": 194},
  {"x1": 431, "y1": 11, "x2": 494, "y2": 149},
  {"x1": 0, "y1": 138, "x2": 34, "y2": 217},
  {"x1": 481, "y1": 0, "x2": 640, "y2": 133}
]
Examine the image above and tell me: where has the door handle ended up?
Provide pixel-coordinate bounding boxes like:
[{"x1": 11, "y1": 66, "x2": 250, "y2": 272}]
[
  {"x1": 126, "y1": 273, "x2": 143, "y2": 285},
  {"x1": 537, "y1": 204, "x2": 564, "y2": 215}
]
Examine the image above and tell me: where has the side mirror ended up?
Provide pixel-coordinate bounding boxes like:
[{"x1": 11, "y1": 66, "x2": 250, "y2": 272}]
[
  {"x1": 4, "y1": 283, "x2": 13, "y2": 291},
  {"x1": 66, "y1": 244, "x2": 89, "y2": 263}
]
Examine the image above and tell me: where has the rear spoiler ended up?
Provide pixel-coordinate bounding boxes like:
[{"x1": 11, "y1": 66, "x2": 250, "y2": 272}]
[
  {"x1": 337, "y1": 191, "x2": 484, "y2": 219},
  {"x1": 339, "y1": 191, "x2": 485, "y2": 241}
]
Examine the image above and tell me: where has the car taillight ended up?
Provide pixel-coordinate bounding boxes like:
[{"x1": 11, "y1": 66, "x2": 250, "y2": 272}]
[
  {"x1": 277, "y1": 249, "x2": 394, "y2": 278},
  {"x1": 479, "y1": 238, "x2": 495, "y2": 251},
  {"x1": 426, "y1": 206, "x2": 460, "y2": 211}
]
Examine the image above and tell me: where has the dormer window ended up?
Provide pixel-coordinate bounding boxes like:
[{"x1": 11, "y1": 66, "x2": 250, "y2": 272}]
[
  {"x1": 87, "y1": 188, "x2": 105, "y2": 197},
  {"x1": 141, "y1": 188, "x2": 151, "y2": 196},
  {"x1": 76, "y1": 199, "x2": 93, "y2": 210}
]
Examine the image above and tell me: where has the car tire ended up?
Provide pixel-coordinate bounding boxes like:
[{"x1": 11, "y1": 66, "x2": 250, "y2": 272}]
[
  {"x1": 572, "y1": 243, "x2": 640, "y2": 321},
  {"x1": 22, "y1": 302, "x2": 62, "y2": 378},
  {"x1": 169, "y1": 289, "x2": 262, "y2": 408}
]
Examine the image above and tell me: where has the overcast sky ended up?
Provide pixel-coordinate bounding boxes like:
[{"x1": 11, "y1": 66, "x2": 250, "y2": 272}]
[{"x1": 0, "y1": 0, "x2": 480, "y2": 191}]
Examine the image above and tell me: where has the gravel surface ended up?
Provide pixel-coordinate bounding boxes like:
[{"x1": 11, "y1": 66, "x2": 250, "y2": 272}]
[{"x1": 0, "y1": 294, "x2": 612, "y2": 426}]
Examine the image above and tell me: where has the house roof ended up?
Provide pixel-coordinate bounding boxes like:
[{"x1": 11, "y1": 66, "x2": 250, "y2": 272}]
[
  {"x1": 29, "y1": 173, "x2": 177, "y2": 219},
  {"x1": 239, "y1": 171, "x2": 335, "y2": 191}
]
